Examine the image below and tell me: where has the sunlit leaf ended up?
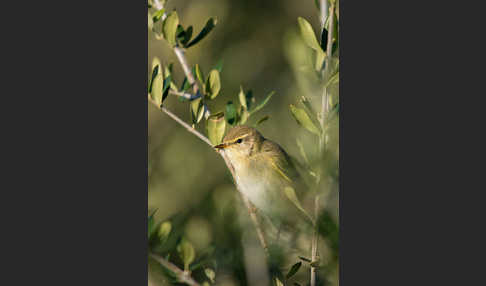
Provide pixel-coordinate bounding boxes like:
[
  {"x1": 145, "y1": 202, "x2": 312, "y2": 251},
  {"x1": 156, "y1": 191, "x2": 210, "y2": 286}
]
[
  {"x1": 204, "y1": 268, "x2": 215, "y2": 283},
  {"x1": 148, "y1": 12, "x2": 154, "y2": 30},
  {"x1": 289, "y1": 104, "x2": 320, "y2": 135},
  {"x1": 161, "y1": 74, "x2": 172, "y2": 105},
  {"x1": 177, "y1": 238, "x2": 196, "y2": 271},
  {"x1": 158, "y1": 221, "x2": 171, "y2": 244},
  {"x1": 206, "y1": 69, "x2": 221, "y2": 99},
  {"x1": 297, "y1": 17, "x2": 324, "y2": 53},
  {"x1": 238, "y1": 106, "x2": 249, "y2": 125},
  {"x1": 286, "y1": 262, "x2": 302, "y2": 279},
  {"x1": 186, "y1": 17, "x2": 217, "y2": 48},
  {"x1": 152, "y1": 8, "x2": 165, "y2": 23},
  {"x1": 193, "y1": 64, "x2": 205, "y2": 87},
  {"x1": 207, "y1": 112, "x2": 226, "y2": 145},
  {"x1": 324, "y1": 71, "x2": 339, "y2": 88},
  {"x1": 250, "y1": 91, "x2": 274, "y2": 115},
  {"x1": 162, "y1": 11, "x2": 179, "y2": 46},
  {"x1": 238, "y1": 86, "x2": 247, "y2": 109},
  {"x1": 150, "y1": 73, "x2": 163, "y2": 106},
  {"x1": 275, "y1": 277, "x2": 284, "y2": 286},
  {"x1": 177, "y1": 25, "x2": 193, "y2": 46},
  {"x1": 225, "y1": 101, "x2": 237, "y2": 126},
  {"x1": 296, "y1": 139, "x2": 309, "y2": 165},
  {"x1": 191, "y1": 98, "x2": 204, "y2": 124}
]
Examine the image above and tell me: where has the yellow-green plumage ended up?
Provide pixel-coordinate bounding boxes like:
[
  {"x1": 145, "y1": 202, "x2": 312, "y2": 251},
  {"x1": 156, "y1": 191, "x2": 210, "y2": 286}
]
[{"x1": 216, "y1": 126, "x2": 312, "y2": 227}]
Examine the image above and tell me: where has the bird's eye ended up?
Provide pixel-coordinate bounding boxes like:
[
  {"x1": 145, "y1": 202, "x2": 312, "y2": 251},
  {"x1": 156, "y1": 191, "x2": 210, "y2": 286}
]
[{"x1": 236, "y1": 139, "x2": 243, "y2": 144}]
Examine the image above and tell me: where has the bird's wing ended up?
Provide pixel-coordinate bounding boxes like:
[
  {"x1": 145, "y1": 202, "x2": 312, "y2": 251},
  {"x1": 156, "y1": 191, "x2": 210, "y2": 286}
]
[{"x1": 261, "y1": 140, "x2": 314, "y2": 224}]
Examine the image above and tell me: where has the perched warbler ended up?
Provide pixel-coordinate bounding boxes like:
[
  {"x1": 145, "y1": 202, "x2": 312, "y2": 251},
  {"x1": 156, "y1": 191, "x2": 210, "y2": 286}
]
[{"x1": 214, "y1": 126, "x2": 313, "y2": 228}]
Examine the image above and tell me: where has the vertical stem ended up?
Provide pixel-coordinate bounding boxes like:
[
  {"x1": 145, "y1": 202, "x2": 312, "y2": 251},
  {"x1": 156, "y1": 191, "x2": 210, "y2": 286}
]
[{"x1": 312, "y1": 1, "x2": 335, "y2": 286}]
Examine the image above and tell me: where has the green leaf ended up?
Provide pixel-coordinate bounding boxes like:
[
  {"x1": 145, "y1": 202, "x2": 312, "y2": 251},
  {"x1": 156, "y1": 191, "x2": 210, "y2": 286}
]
[
  {"x1": 315, "y1": 49, "x2": 326, "y2": 71},
  {"x1": 162, "y1": 11, "x2": 179, "y2": 46},
  {"x1": 207, "y1": 112, "x2": 226, "y2": 145},
  {"x1": 255, "y1": 115, "x2": 269, "y2": 126},
  {"x1": 148, "y1": 64, "x2": 159, "y2": 93},
  {"x1": 148, "y1": 213, "x2": 155, "y2": 239},
  {"x1": 286, "y1": 262, "x2": 302, "y2": 279},
  {"x1": 150, "y1": 73, "x2": 164, "y2": 106},
  {"x1": 180, "y1": 76, "x2": 191, "y2": 92},
  {"x1": 225, "y1": 101, "x2": 237, "y2": 126},
  {"x1": 298, "y1": 256, "x2": 311, "y2": 263},
  {"x1": 177, "y1": 239, "x2": 196, "y2": 271},
  {"x1": 204, "y1": 268, "x2": 215, "y2": 283},
  {"x1": 238, "y1": 106, "x2": 249, "y2": 125},
  {"x1": 158, "y1": 221, "x2": 172, "y2": 244},
  {"x1": 152, "y1": 8, "x2": 165, "y2": 23},
  {"x1": 297, "y1": 17, "x2": 324, "y2": 53},
  {"x1": 289, "y1": 104, "x2": 320, "y2": 135},
  {"x1": 213, "y1": 59, "x2": 224, "y2": 73},
  {"x1": 177, "y1": 25, "x2": 193, "y2": 46},
  {"x1": 300, "y1": 95, "x2": 317, "y2": 120},
  {"x1": 186, "y1": 17, "x2": 217, "y2": 48},
  {"x1": 193, "y1": 64, "x2": 205, "y2": 87},
  {"x1": 148, "y1": 12, "x2": 154, "y2": 30},
  {"x1": 249, "y1": 91, "x2": 274, "y2": 115},
  {"x1": 245, "y1": 90, "x2": 255, "y2": 110},
  {"x1": 275, "y1": 277, "x2": 284, "y2": 286},
  {"x1": 161, "y1": 74, "x2": 172, "y2": 105},
  {"x1": 191, "y1": 98, "x2": 204, "y2": 124},
  {"x1": 324, "y1": 71, "x2": 339, "y2": 88},
  {"x1": 296, "y1": 139, "x2": 309, "y2": 165},
  {"x1": 238, "y1": 86, "x2": 247, "y2": 109},
  {"x1": 205, "y1": 69, "x2": 221, "y2": 99}
]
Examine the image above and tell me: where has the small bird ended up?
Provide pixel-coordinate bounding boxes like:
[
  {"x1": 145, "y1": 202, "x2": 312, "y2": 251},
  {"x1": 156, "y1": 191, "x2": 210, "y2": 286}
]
[{"x1": 214, "y1": 126, "x2": 313, "y2": 229}]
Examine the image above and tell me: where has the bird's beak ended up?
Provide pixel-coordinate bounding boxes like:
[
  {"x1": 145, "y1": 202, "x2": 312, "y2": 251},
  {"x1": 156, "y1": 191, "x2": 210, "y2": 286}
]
[{"x1": 214, "y1": 143, "x2": 229, "y2": 150}]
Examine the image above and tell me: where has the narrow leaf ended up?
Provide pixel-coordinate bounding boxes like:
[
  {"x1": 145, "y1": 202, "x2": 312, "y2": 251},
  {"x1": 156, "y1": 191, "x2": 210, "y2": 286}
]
[
  {"x1": 150, "y1": 73, "x2": 164, "y2": 106},
  {"x1": 158, "y1": 221, "x2": 172, "y2": 244},
  {"x1": 250, "y1": 91, "x2": 274, "y2": 115},
  {"x1": 152, "y1": 8, "x2": 165, "y2": 23},
  {"x1": 193, "y1": 64, "x2": 205, "y2": 86},
  {"x1": 238, "y1": 106, "x2": 249, "y2": 125},
  {"x1": 255, "y1": 115, "x2": 269, "y2": 126},
  {"x1": 204, "y1": 268, "x2": 215, "y2": 283},
  {"x1": 245, "y1": 90, "x2": 254, "y2": 110},
  {"x1": 191, "y1": 98, "x2": 203, "y2": 124},
  {"x1": 324, "y1": 71, "x2": 339, "y2": 88},
  {"x1": 162, "y1": 11, "x2": 179, "y2": 46},
  {"x1": 148, "y1": 12, "x2": 154, "y2": 30},
  {"x1": 297, "y1": 17, "x2": 324, "y2": 52},
  {"x1": 177, "y1": 239, "x2": 196, "y2": 271},
  {"x1": 186, "y1": 17, "x2": 217, "y2": 48},
  {"x1": 225, "y1": 101, "x2": 237, "y2": 126},
  {"x1": 207, "y1": 112, "x2": 226, "y2": 145},
  {"x1": 238, "y1": 86, "x2": 247, "y2": 109},
  {"x1": 286, "y1": 262, "x2": 302, "y2": 279},
  {"x1": 206, "y1": 69, "x2": 221, "y2": 99},
  {"x1": 289, "y1": 104, "x2": 320, "y2": 135},
  {"x1": 213, "y1": 59, "x2": 224, "y2": 73},
  {"x1": 296, "y1": 139, "x2": 309, "y2": 165}
]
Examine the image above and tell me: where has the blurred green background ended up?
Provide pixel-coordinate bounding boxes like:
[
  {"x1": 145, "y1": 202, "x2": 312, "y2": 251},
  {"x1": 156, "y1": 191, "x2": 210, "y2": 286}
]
[{"x1": 148, "y1": 1, "x2": 338, "y2": 285}]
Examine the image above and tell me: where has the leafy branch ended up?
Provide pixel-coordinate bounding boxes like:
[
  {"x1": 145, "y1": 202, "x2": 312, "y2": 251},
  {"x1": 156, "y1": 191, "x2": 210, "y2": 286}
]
[{"x1": 148, "y1": 0, "x2": 269, "y2": 259}]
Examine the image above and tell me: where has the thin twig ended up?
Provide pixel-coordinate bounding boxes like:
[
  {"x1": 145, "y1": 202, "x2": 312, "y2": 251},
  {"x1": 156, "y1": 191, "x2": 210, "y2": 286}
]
[
  {"x1": 169, "y1": 90, "x2": 201, "y2": 100},
  {"x1": 149, "y1": 252, "x2": 201, "y2": 286}
]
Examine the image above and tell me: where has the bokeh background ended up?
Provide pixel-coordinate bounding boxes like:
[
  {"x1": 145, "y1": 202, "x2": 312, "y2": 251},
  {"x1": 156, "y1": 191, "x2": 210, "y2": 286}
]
[{"x1": 148, "y1": 1, "x2": 339, "y2": 285}]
